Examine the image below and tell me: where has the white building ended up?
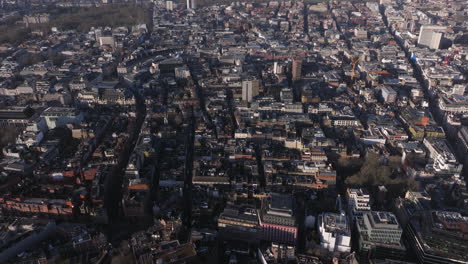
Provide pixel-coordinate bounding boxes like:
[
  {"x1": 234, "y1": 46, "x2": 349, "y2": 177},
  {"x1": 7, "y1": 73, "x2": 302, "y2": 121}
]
[
  {"x1": 285, "y1": 138, "x2": 304, "y2": 150},
  {"x1": 307, "y1": 103, "x2": 334, "y2": 114},
  {"x1": 438, "y1": 94, "x2": 468, "y2": 114},
  {"x1": 175, "y1": 66, "x2": 190, "y2": 80},
  {"x1": 282, "y1": 103, "x2": 303, "y2": 113},
  {"x1": 242, "y1": 79, "x2": 259, "y2": 102},
  {"x1": 166, "y1": 0, "x2": 174, "y2": 11},
  {"x1": 325, "y1": 108, "x2": 362, "y2": 127},
  {"x1": 346, "y1": 188, "x2": 371, "y2": 218},
  {"x1": 423, "y1": 138, "x2": 463, "y2": 177},
  {"x1": 318, "y1": 212, "x2": 351, "y2": 253},
  {"x1": 418, "y1": 25, "x2": 446, "y2": 50},
  {"x1": 16, "y1": 130, "x2": 44, "y2": 147},
  {"x1": 452, "y1": 84, "x2": 466, "y2": 96},
  {"x1": 332, "y1": 119, "x2": 361, "y2": 127},
  {"x1": 354, "y1": 28, "x2": 368, "y2": 39},
  {"x1": 381, "y1": 86, "x2": 397, "y2": 103},
  {"x1": 186, "y1": 0, "x2": 196, "y2": 9},
  {"x1": 40, "y1": 107, "x2": 83, "y2": 129},
  {"x1": 99, "y1": 36, "x2": 116, "y2": 49}
]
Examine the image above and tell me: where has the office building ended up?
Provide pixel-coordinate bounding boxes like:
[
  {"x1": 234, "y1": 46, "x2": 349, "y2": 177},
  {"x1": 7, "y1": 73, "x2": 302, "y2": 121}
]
[
  {"x1": 94, "y1": 29, "x2": 102, "y2": 42},
  {"x1": 259, "y1": 193, "x2": 297, "y2": 245},
  {"x1": 166, "y1": 1, "x2": 174, "y2": 11},
  {"x1": 418, "y1": 25, "x2": 446, "y2": 50},
  {"x1": 292, "y1": 59, "x2": 302, "y2": 81},
  {"x1": 98, "y1": 36, "x2": 116, "y2": 49},
  {"x1": 242, "y1": 79, "x2": 259, "y2": 102},
  {"x1": 394, "y1": 191, "x2": 431, "y2": 226},
  {"x1": 381, "y1": 86, "x2": 397, "y2": 103},
  {"x1": 438, "y1": 94, "x2": 468, "y2": 114},
  {"x1": 318, "y1": 212, "x2": 351, "y2": 253},
  {"x1": 422, "y1": 138, "x2": 463, "y2": 178},
  {"x1": 429, "y1": 32, "x2": 442, "y2": 49},
  {"x1": 451, "y1": 84, "x2": 465, "y2": 96},
  {"x1": 122, "y1": 185, "x2": 148, "y2": 218},
  {"x1": 455, "y1": 126, "x2": 468, "y2": 170},
  {"x1": 404, "y1": 211, "x2": 468, "y2": 264},
  {"x1": 23, "y1": 14, "x2": 49, "y2": 26},
  {"x1": 347, "y1": 188, "x2": 371, "y2": 218},
  {"x1": 40, "y1": 107, "x2": 83, "y2": 129},
  {"x1": 395, "y1": 194, "x2": 467, "y2": 264},
  {"x1": 218, "y1": 205, "x2": 260, "y2": 243},
  {"x1": 354, "y1": 28, "x2": 368, "y2": 39},
  {"x1": 186, "y1": 0, "x2": 196, "y2": 10},
  {"x1": 356, "y1": 211, "x2": 405, "y2": 262},
  {"x1": 0, "y1": 106, "x2": 35, "y2": 130},
  {"x1": 280, "y1": 88, "x2": 294, "y2": 103},
  {"x1": 175, "y1": 66, "x2": 190, "y2": 80}
]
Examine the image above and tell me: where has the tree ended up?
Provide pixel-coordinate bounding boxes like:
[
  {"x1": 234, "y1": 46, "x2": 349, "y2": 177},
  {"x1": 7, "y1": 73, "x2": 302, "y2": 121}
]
[
  {"x1": 0, "y1": 127, "x2": 18, "y2": 148},
  {"x1": 345, "y1": 153, "x2": 403, "y2": 187}
]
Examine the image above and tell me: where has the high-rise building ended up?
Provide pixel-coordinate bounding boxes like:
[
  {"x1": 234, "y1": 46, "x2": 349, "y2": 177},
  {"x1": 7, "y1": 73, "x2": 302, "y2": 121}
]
[
  {"x1": 292, "y1": 59, "x2": 302, "y2": 81},
  {"x1": 381, "y1": 86, "x2": 397, "y2": 103},
  {"x1": 166, "y1": 0, "x2": 173, "y2": 11},
  {"x1": 242, "y1": 79, "x2": 259, "y2": 102},
  {"x1": 94, "y1": 29, "x2": 102, "y2": 42},
  {"x1": 418, "y1": 25, "x2": 446, "y2": 50},
  {"x1": 429, "y1": 31, "x2": 442, "y2": 49},
  {"x1": 186, "y1": 0, "x2": 196, "y2": 10}
]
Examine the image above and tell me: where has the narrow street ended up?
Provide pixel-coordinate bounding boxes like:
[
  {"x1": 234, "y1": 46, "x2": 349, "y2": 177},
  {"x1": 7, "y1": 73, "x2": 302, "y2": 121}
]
[
  {"x1": 380, "y1": 3, "x2": 464, "y2": 175},
  {"x1": 103, "y1": 78, "x2": 146, "y2": 226}
]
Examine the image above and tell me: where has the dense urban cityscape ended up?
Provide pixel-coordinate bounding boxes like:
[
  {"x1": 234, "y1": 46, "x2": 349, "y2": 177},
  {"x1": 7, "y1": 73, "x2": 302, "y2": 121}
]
[{"x1": 0, "y1": 0, "x2": 467, "y2": 263}]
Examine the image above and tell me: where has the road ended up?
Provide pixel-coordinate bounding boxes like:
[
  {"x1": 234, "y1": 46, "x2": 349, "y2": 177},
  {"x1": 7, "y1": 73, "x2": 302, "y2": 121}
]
[{"x1": 103, "y1": 78, "x2": 147, "y2": 224}]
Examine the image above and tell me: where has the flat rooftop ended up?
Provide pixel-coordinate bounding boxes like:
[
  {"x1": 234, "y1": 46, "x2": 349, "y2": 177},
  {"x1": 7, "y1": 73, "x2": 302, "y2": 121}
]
[{"x1": 370, "y1": 211, "x2": 399, "y2": 226}]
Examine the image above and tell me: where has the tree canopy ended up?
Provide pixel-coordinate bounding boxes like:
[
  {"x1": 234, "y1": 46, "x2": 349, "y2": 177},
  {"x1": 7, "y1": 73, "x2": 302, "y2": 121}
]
[{"x1": 345, "y1": 153, "x2": 401, "y2": 186}]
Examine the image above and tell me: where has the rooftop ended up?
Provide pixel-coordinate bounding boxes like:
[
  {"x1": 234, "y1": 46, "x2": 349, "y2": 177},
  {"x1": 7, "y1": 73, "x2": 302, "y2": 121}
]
[
  {"x1": 370, "y1": 211, "x2": 399, "y2": 227},
  {"x1": 320, "y1": 212, "x2": 350, "y2": 235}
]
